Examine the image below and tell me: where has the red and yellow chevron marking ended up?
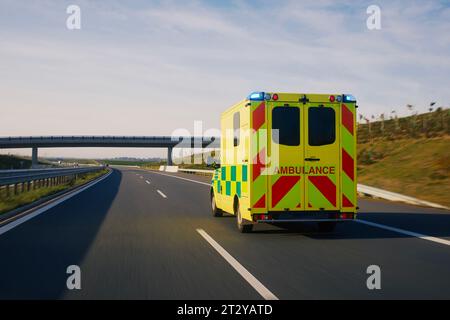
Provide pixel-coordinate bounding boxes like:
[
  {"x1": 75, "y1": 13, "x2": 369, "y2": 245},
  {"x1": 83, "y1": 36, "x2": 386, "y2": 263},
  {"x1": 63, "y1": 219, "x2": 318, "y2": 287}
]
[
  {"x1": 342, "y1": 148, "x2": 354, "y2": 181},
  {"x1": 251, "y1": 101, "x2": 267, "y2": 210},
  {"x1": 271, "y1": 175, "x2": 301, "y2": 208},
  {"x1": 308, "y1": 175, "x2": 337, "y2": 207},
  {"x1": 253, "y1": 194, "x2": 266, "y2": 208},
  {"x1": 253, "y1": 101, "x2": 266, "y2": 131},
  {"x1": 342, "y1": 103, "x2": 354, "y2": 135},
  {"x1": 252, "y1": 147, "x2": 265, "y2": 182},
  {"x1": 341, "y1": 103, "x2": 356, "y2": 208}
]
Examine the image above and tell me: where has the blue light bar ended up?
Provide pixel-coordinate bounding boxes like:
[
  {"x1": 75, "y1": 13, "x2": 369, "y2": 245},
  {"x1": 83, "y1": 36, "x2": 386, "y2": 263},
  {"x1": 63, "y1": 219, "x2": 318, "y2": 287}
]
[
  {"x1": 343, "y1": 94, "x2": 356, "y2": 103},
  {"x1": 247, "y1": 92, "x2": 265, "y2": 101}
]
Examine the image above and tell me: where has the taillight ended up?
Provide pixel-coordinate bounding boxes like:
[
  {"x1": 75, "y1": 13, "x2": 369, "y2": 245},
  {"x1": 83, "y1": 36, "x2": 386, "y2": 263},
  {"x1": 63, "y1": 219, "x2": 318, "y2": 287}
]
[
  {"x1": 253, "y1": 214, "x2": 272, "y2": 221},
  {"x1": 340, "y1": 213, "x2": 354, "y2": 219},
  {"x1": 272, "y1": 93, "x2": 279, "y2": 101},
  {"x1": 329, "y1": 95, "x2": 336, "y2": 102}
]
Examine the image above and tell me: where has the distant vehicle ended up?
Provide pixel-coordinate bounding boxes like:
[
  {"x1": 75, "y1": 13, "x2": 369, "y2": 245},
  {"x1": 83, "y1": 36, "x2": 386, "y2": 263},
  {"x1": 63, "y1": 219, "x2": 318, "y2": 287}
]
[{"x1": 210, "y1": 92, "x2": 358, "y2": 233}]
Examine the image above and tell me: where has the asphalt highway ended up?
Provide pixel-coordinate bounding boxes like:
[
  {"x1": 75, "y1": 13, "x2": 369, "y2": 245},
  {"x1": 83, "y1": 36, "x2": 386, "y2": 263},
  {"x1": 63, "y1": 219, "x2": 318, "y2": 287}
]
[{"x1": 0, "y1": 167, "x2": 449, "y2": 299}]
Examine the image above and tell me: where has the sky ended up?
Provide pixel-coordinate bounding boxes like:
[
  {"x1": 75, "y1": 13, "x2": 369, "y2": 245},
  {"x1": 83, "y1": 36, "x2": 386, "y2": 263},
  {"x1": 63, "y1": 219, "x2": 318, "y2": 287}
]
[{"x1": 0, "y1": 0, "x2": 449, "y2": 158}]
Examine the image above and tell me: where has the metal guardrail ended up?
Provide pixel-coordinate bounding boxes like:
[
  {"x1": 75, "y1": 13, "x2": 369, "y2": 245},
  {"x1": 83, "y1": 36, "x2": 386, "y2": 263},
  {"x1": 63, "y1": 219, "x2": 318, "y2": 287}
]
[
  {"x1": 0, "y1": 167, "x2": 81, "y2": 178},
  {"x1": 357, "y1": 184, "x2": 448, "y2": 210},
  {"x1": 0, "y1": 167, "x2": 104, "y2": 186}
]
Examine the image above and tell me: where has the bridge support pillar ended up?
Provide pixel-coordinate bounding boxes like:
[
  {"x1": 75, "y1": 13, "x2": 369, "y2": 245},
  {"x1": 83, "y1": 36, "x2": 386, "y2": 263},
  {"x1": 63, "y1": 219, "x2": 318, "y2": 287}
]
[
  {"x1": 167, "y1": 147, "x2": 173, "y2": 166},
  {"x1": 32, "y1": 147, "x2": 38, "y2": 169}
]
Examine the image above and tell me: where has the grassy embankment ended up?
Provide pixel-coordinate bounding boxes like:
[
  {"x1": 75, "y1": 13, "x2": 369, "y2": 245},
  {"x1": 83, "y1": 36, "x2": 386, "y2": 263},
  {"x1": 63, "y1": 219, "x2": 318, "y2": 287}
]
[
  {"x1": 357, "y1": 108, "x2": 449, "y2": 207},
  {"x1": 0, "y1": 169, "x2": 108, "y2": 215}
]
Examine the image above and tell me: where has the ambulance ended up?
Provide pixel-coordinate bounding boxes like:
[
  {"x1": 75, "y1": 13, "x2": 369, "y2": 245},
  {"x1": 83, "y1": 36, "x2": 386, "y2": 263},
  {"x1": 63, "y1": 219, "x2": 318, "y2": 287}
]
[{"x1": 210, "y1": 92, "x2": 358, "y2": 233}]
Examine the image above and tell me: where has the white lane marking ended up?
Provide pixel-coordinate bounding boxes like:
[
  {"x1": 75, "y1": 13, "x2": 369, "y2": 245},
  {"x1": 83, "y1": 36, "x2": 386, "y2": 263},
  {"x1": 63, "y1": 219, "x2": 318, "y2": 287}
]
[
  {"x1": 0, "y1": 170, "x2": 113, "y2": 236},
  {"x1": 196, "y1": 228, "x2": 279, "y2": 300},
  {"x1": 146, "y1": 170, "x2": 211, "y2": 186},
  {"x1": 157, "y1": 190, "x2": 167, "y2": 198},
  {"x1": 355, "y1": 219, "x2": 450, "y2": 247},
  {"x1": 145, "y1": 180, "x2": 151, "y2": 185},
  {"x1": 139, "y1": 176, "x2": 143, "y2": 179}
]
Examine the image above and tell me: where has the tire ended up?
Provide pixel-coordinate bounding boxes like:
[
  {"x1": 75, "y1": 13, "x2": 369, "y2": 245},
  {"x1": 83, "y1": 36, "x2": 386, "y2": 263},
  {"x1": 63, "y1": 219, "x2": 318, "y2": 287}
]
[
  {"x1": 317, "y1": 221, "x2": 337, "y2": 232},
  {"x1": 211, "y1": 192, "x2": 223, "y2": 217},
  {"x1": 236, "y1": 204, "x2": 253, "y2": 233}
]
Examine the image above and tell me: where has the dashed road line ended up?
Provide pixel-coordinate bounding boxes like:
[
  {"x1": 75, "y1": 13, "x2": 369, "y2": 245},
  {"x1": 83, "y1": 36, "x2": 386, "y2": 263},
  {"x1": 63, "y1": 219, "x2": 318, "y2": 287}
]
[
  {"x1": 146, "y1": 170, "x2": 211, "y2": 186},
  {"x1": 157, "y1": 190, "x2": 167, "y2": 198}
]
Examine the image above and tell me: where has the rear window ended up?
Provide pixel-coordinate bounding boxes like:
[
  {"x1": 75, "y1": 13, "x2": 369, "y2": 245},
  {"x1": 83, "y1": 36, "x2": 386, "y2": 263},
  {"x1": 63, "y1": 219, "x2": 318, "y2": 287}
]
[
  {"x1": 272, "y1": 107, "x2": 300, "y2": 146},
  {"x1": 308, "y1": 107, "x2": 335, "y2": 146}
]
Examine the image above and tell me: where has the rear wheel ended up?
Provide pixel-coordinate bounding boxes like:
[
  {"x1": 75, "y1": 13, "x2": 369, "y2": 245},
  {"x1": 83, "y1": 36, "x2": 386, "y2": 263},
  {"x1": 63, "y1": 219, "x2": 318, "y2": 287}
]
[
  {"x1": 317, "y1": 221, "x2": 337, "y2": 232},
  {"x1": 211, "y1": 192, "x2": 222, "y2": 217},
  {"x1": 236, "y1": 203, "x2": 253, "y2": 233}
]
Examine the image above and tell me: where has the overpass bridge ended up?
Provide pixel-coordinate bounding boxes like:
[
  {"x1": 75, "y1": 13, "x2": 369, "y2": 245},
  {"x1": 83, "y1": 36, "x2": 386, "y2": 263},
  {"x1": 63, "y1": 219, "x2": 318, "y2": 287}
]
[{"x1": 0, "y1": 136, "x2": 220, "y2": 167}]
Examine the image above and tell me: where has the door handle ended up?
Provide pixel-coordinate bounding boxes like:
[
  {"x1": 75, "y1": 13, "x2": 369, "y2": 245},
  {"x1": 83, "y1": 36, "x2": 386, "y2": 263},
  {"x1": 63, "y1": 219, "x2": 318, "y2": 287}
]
[{"x1": 305, "y1": 157, "x2": 320, "y2": 162}]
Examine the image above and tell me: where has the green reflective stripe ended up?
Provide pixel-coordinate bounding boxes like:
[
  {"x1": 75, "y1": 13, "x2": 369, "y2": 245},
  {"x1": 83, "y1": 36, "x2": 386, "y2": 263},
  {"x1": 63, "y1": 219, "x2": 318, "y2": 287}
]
[
  {"x1": 236, "y1": 182, "x2": 241, "y2": 197},
  {"x1": 217, "y1": 165, "x2": 249, "y2": 199},
  {"x1": 221, "y1": 167, "x2": 226, "y2": 180},
  {"x1": 242, "y1": 165, "x2": 248, "y2": 182},
  {"x1": 231, "y1": 166, "x2": 236, "y2": 181}
]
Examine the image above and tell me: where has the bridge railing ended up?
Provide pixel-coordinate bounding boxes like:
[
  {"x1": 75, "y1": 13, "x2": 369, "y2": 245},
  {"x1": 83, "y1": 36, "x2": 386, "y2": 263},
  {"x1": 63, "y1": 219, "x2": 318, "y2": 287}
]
[{"x1": 0, "y1": 136, "x2": 220, "y2": 149}]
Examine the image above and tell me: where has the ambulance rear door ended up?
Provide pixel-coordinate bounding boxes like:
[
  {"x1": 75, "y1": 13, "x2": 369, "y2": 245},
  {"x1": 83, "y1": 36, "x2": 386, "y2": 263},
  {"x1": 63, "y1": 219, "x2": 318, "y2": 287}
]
[{"x1": 304, "y1": 102, "x2": 340, "y2": 211}]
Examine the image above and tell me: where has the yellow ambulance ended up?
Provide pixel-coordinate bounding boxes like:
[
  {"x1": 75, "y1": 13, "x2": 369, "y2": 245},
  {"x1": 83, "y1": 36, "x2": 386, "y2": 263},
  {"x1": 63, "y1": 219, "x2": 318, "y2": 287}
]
[{"x1": 210, "y1": 92, "x2": 357, "y2": 233}]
